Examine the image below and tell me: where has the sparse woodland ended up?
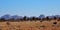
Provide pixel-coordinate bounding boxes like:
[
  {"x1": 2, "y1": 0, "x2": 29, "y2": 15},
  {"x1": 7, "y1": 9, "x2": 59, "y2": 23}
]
[
  {"x1": 0, "y1": 15, "x2": 60, "y2": 30},
  {"x1": 0, "y1": 15, "x2": 60, "y2": 22}
]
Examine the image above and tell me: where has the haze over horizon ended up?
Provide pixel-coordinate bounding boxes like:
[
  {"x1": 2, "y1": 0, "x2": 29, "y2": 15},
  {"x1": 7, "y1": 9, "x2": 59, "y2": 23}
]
[{"x1": 0, "y1": 0, "x2": 60, "y2": 17}]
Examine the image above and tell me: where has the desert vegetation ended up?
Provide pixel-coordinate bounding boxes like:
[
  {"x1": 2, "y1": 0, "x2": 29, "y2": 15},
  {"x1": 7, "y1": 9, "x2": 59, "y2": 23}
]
[
  {"x1": 0, "y1": 14, "x2": 60, "y2": 22},
  {"x1": 0, "y1": 14, "x2": 60, "y2": 30}
]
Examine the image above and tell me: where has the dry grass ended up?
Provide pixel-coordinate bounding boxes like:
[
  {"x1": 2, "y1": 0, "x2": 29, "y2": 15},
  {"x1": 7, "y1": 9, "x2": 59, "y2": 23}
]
[{"x1": 0, "y1": 20, "x2": 60, "y2": 30}]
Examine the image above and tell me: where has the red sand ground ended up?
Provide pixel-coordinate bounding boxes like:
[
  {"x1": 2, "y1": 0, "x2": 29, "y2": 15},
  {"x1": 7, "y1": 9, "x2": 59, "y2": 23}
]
[{"x1": 0, "y1": 20, "x2": 60, "y2": 30}]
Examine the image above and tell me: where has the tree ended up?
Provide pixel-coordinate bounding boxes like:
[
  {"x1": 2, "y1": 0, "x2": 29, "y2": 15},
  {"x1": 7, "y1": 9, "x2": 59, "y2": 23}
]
[
  {"x1": 35, "y1": 17, "x2": 39, "y2": 20},
  {"x1": 32, "y1": 17, "x2": 35, "y2": 20},
  {"x1": 46, "y1": 16, "x2": 51, "y2": 21},
  {"x1": 23, "y1": 16, "x2": 27, "y2": 21},
  {"x1": 53, "y1": 16, "x2": 57, "y2": 20},
  {"x1": 0, "y1": 18, "x2": 6, "y2": 22},
  {"x1": 30, "y1": 17, "x2": 36, "y2": 21}
]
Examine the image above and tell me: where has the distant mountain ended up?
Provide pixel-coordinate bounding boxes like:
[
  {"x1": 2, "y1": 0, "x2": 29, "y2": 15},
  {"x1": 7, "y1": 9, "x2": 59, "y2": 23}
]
[
  {"x1": 54, "y1": 15, "x2": 60, "y2": 18},
  {"x1": 1, "y1": 15, "x2": 23, "y2": 20},
  {"x1": 47, "y1": 16, "x2": 55, "y2": 19},
  {"x1": 46, "y1": 15, "x2": 60, "y2": 19},
  {"x1": 11, "y1": 15, "x2": 23, "y2": 20},
  {"x1": 1, "y1": 14, "x2": 12, "y2": 20},
  {"x1": 1, "y1": 14, "x2": 60, "y2": 20},
  {"x1": 39, "y1": 15, "x2": 45, "y2": 19}
]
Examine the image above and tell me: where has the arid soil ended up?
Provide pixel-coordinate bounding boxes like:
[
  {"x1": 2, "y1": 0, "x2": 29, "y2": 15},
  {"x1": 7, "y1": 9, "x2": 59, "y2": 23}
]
[{"x1": 0, "y1": 20, "x2": 60, "y2": 30}]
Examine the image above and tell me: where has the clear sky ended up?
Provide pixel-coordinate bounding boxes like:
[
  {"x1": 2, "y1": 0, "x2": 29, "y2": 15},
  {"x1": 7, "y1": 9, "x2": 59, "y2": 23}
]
[{"x1": 0, "y1": 0, "x2": 60, "y2": 17}]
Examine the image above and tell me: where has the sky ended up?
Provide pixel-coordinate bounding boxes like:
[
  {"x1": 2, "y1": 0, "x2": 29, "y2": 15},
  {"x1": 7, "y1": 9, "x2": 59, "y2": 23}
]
[{"x1": 0, "y1": 0, "x2": 60, "y2": 17}]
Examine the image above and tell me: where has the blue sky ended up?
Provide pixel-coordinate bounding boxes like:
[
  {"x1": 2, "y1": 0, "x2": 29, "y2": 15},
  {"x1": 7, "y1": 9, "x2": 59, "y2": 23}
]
[{"x1": 0, "y1": 0, "x2": 60, "y2": 17}]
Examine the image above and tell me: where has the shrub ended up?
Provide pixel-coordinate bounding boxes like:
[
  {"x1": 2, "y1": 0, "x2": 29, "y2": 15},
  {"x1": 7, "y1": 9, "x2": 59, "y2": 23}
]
[
  {"x1": 6, "y1": 22, "x2": 10, "y2": 25},
  {"x1": 53, "y1": 22, "x2": 57, "y2": 25}
]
